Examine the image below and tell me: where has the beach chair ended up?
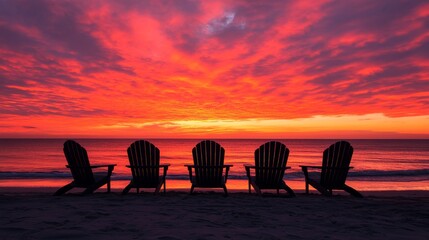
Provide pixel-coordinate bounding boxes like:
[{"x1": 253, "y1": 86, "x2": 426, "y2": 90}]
[
  {"x1": 300, "y1": 141, "x2": 363, "y2": 197},
  {"x1": 244, "y1": 141, "x2": 295, "y2": 197},
  {"x1": 185, "y1": 140, "x2": 233, "y2": 196},
  {"x1": 54, "y1": 140, "x2": 116, "y2": 196},
  {"x1": 122, "y1": 140, "x2": 170, "y2": 194}
]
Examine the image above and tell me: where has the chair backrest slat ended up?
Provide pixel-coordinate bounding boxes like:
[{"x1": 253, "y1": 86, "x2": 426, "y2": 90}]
[
  {"x1": 254, "y1": 141, "x2": 289, "y2": 187},
  {"x1": 192, "y1": 140, "x2": 225, "y2": 186},
  {"x1": 63, "y1": 140, "x2": 94, "y2": 186},
  {"x1": 321, "y1": 141, "x2": 353, "y2": 188},
  {"x1": 127, "y1": 140, "x2": 160, "y2": 184}
]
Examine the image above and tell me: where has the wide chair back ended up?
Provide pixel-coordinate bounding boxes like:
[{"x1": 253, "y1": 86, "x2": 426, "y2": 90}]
[
  {"x1": 127, "y1": 140, "x2": 160, "y2": 186},
  {"x1": 254, "y1": 141, "x2": 290, "y2": 188},
  {"x1": 63, "y1": 140, "x2": 95, "y2": 186},
  {"x1": 192, "y1": 140, "x2": 225, "y2": 186},
  {"x1": 320, "y1": 141, "x2": 353, "y2": 188}
]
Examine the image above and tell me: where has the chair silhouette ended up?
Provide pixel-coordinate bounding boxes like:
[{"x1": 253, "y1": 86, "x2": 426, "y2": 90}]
[
  {"x1": 185, "y1": 140, "x2": 232, "y2": 196},
  {"x1": 300, "y1": 141, "x2": 362, "y2": 197},
  {"x1": 244, "y1": 141, "x2": 295, "y2": 196},
  {"x1": 122, "y1": 140, "x2": 169, "y2": 194},
  {"x1": 54, "y1": 140, "x2": 116, "y2": 195}
]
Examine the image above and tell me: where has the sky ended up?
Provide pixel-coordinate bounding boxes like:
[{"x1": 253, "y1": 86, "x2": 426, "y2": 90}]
[{"x1": 0, "y1": 0, "x2": 428, "y2": 138}]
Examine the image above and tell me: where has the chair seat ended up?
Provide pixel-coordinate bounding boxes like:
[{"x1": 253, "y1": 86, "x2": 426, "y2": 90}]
[
  {"x1": 191, "y1": 176, "x2": 226, "y2": 187},
  {"x1": 307, "y1": 171, "x2": 347, "y2": 189},
  {"x1": 251, "y1": 176, "x2": 286, "y2": 189},
  {"x1": 130, "y1": 176, "x2": 165, "y2": 188}
]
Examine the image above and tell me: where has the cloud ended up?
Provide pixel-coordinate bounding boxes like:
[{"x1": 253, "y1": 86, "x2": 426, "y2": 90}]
[
  {"x1": 204, "y1": 11, "x2": 238, "y2": 35},
  {"x1": 0, "y1": 0, "x2": 428, "y2": 137}
]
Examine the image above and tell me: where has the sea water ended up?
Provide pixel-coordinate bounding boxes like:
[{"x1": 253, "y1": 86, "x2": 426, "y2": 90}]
[{"x1": 0, "y1": 139, "x2": 428, "y2": 190}]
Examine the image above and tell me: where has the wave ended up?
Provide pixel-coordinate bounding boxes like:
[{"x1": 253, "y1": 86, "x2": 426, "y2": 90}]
[
  {"x1": 1, "y1": 169, "x2": 428, "y2": 181},
  {"x1": 348, "y1": 169, "x2": 429, "y2": 178},
  {"x1": 0, "y1": 171, "x2": 72, "y2": 179}
]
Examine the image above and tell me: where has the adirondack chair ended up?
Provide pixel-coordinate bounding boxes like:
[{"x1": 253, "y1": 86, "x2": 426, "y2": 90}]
[
  {"x1": 122, "y1": 140, "x2": 170, "y2": 194},
  {"x1": 244, "y1": 141, "x2": 295, "y2": 196},
  {"x1": 185, "y1": 140, "x2": 233, "y2": 196},
  {"x1": 300, "y1": 141, "x2": 363, "y2": 197},
  {"x1": 54, "y1": 140, "x2": 116, "y2": 196}
]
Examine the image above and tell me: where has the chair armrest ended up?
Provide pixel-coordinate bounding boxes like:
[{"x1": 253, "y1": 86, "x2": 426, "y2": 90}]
[
  {"x1": 301, "y1": 165, "x2": 353, "y2": 180},
  {"x1": 66, "y1": 164, "x2": 115, "y2": 176},
  {"x1": 244, "y1": 164, "x2": 254, "y2": 178},
  {"x1": 244, "y1": 165, "x2": 290, "y2": 178},
  {"x1": 160, "y1": 164, "x2": 169, "y2": 176},
  {"x1": 224, "y1": 165, "x2": 231, "y2": 183},
  {"x1": 184, "y1": 165, "x2": 193, "y2": 181},
  {"x1": 300, "y1": 165, "x2": 323, "y2": 169},
  {"x1": 91, "y1": 164, "x2": 117, "y2": 168},
  {"x1": 243, "y1": 164, "x2": 255, "y2": 168},
  {"x1": 93, "y1": 164, "x2": 116, "y2": 176},
  {"x1": 301, "y1": 166, "x2": 310, "y2": 179}
]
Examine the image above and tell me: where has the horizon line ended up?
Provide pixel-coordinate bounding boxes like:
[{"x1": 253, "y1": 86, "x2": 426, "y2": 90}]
[{"x1": 0, "y1": 137, "x2": 428, "y2": 140}]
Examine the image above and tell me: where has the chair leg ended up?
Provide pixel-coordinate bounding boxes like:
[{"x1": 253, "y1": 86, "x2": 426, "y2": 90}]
[
  {"x1": 83, "y1": 186, "x2": 97, "y2": 194},
  {"x1": 107, "y1": 180, "x2": 111, "y2": 193},
  {"x1": 305, "y1": 181, "x2": 309, "y2": 194},
  {"x1": 248, "y1": 181, "x2": 251, "y2": 194},
  {"x1": 54, "y1": 182, "x2": 75, "y2": 196},
  {"x1": 323, "y1": 189, "x2": 332, "y2": 197},
  {"x1": 253, "y1": 185, "x2": 262, "y2": 196},
  {"x1": 155, "y1": 181, "x2": 164, "y2": 194},
  {"x1": 222, "y1": 185, "x2": 228, "y2": 197},
  {"x1": 343, "y1": 185, "x2": 363, "y2": 198},
  {"x1": 283, "y1": 183, "x2": 296, "y2": 197},
  {"x1": 190, "y1": 185, "x2": 195, "y2": 194},
  {"x1": 122, "y1": 183, "x2": 133, "y2": 195},
  {"x1": 307, "y1": 180, "x2": 330, "y2": 196}
]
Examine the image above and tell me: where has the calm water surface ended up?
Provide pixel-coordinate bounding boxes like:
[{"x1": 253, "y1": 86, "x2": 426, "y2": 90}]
[{"x1": 0, "y1": 139, "x2": 428, "y2": 190}]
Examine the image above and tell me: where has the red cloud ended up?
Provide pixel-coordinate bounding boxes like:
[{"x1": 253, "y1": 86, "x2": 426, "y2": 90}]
[{"x1": 0, "y1": 0, "x2": 428, "y2": 137}]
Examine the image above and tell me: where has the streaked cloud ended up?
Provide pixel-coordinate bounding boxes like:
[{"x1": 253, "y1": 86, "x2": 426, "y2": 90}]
[{"x1": 0, "y1": 0, "x2": 428, "y2": 138}]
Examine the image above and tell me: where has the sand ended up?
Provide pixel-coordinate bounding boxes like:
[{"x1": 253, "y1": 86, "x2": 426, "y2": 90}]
[{"x1": 1, "y1": 188, "x2": 428, "y2": 239}]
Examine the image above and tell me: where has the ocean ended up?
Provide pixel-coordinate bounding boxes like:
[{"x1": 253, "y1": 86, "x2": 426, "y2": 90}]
[{"x1": 0, "y1": 139, "x2": 428, "y2": 191}]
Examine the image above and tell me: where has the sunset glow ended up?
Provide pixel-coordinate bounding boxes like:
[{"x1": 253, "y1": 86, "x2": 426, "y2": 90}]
[{"x1": 1, "y1": 0, "x2": 428, "y2": 138}]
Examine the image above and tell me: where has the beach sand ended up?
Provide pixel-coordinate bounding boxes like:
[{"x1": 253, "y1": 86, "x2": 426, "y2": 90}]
[{"x1": 1, "y1": 188, "x2": 428, "y2": 239}]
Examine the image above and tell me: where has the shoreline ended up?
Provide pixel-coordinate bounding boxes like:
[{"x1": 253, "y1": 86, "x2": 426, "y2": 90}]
[
  {"x1": 1, "y1": 178, "x2": 428, "y2": 192},
  {"x1": 1, "y1": 186, "x2": 429, "y2": 198}
]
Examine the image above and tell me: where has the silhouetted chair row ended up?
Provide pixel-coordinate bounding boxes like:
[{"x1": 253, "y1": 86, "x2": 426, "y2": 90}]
[{"x1": 55, "y1": 140, "x2": 362, "y2": 198}]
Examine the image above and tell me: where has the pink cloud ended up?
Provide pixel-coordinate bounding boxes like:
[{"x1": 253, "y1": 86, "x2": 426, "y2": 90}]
[{"x1": 0, "y1": 0, "x2": 428, "y2": 137}]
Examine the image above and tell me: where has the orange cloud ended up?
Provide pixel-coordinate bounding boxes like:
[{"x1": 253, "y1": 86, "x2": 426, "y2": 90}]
[{"x1": 0, "y1": 0, "x2": 428, "y2": 138}]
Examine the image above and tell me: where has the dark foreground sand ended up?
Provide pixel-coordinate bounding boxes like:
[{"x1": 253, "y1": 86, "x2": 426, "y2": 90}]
[{"x1": 1, "y1": 189, "x2": 428, "y2": 239}]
